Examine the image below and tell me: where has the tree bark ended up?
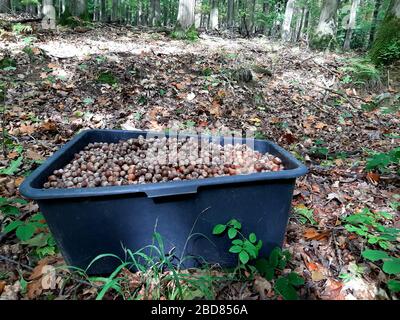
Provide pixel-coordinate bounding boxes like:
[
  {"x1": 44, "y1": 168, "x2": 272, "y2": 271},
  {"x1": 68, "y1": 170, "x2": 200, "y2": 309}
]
[
  {"x1": 343, "y1": 0, "x2": 360, "y2": 50},
  {"x1": 368, "y1": 0, "x2": 382, "y2": 47},
  {"x1": 177, "y1": 0, "x2": 195, "y2": 29},
  {"x1": 0, "y1": 0, "x2": 11, "y2": 13},
  {"x1": 295, "y1": 7, "x2": 305, "y2": 42},
  {"x1": 370, "y1": 0, "x2": 400, "y2": 64},
  {"x1": 227, "y1": 0, "x2": 234, "y2": 30},
  {"x1": 100, "y1": 0, "x2": 106, "y2": 21},
  {"x1": 209, "y1": 0, "x2": 218, "y2": 30},
  {"x1": 195, "y1": 0, "x2": 202, "y2": 28},
  {"x1": 281, "y1": 0, "x2": 295, "y2": 41},
  {"x1": 150, "y1": 0, "x2": 162, "y2": 26},
  {"x1": 310, "y1": 0, "x2": 339, "y2": 49}
]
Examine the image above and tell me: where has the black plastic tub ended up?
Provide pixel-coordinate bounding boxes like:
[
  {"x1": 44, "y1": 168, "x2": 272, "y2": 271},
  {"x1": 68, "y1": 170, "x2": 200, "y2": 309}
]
[{"x1": 20, "y1": 129, "x2": 307, "y2": 274}]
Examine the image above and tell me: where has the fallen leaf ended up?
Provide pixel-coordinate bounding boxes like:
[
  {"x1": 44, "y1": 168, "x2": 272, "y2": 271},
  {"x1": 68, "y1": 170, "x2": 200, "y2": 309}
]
[
  {"x1": 26, "y1": 149, "x2": 44, "y2": 161},
  {"x1": 0, "y1": 281, "x2": 5, "y2": 295},
  {"x1": 210, "y1": 100, "x2": 221, "y2": 116},
  {"x1": 366, "y1": 172, "x2": 380, "y2": 183},
  {"x1": 41, "y1": 265, "x2": 56, "y2": 290},
  {"x1": 7, "y1": 151, "x2": 19, "y2": 159},
  {"x1": 14, "y1": 176, "x2": 24, "y2": 187},
  {"x1": 254, "y1": 275, "x2": 271, "y2": 299},
  {"x1": 175, "y1": 83, "x2": 185, "y2": 90},
  {"x1": 315, "y1": 122, "x2": 327, "y2": 129},
  {"x1": 304, "y1": 228, "x2": 330, "y2": 241},
  {"x1": 321, "y1": 279, "x2": 345, "y2": 300},
  {"x1": 311, "y1": 271, "x2": 326, "y2": 281},
  {"x1": 27, "y1": 280, "x2": 42, "y2": 299},
  {"x1": 19, "y1": 124, "x2": 35, "y2": 135},
  {"x1": 307, "y1": 262, "x2": 319, "y2": 271}
]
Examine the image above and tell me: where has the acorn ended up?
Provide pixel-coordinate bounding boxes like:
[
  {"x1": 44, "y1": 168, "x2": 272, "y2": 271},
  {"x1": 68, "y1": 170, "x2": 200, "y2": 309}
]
[{"x1": 44, "y1": 136, "x2": 284, "y2": 189}]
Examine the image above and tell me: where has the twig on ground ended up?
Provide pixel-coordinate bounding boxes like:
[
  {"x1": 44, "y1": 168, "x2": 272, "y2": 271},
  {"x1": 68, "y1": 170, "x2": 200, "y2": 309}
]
[{"x1": 312, "y1": 60, "x2": 341, "y2": 76}]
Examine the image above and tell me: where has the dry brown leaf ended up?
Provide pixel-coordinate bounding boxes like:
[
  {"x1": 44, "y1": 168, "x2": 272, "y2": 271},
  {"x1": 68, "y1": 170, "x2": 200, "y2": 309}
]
[
  {"x1": 254, "y1": 275, "x2": 271, "y2": 300},
  {"x1": 19, "y1": 124, "x2": 35, "y2": 135},
  {"x1": 0, "y1": 281, "x2": 5, "y2": 295},
  {"x1": 27, "y1": 280, "x2": 42, "y2": 299},
  {"x1": 26, "y1": 149, "x2": 44, "y2": 161},
  {"x1": 32, "y1": 47, "x2": 41, "y2": 55},
  {"x1": 304, "y1": 227, "x2": 330, "y2": 241},
  {"x1": 321, "y1": 279, "x2": 345, "y2": 300},
  {"x1": 315, "y1": 122, "x2": 327, "y2": 129},
  {"x1": 40, "y1": 121, "x2": 57, "y2": 133},
  {"x1": 41, "y1": 265, "x2": 56, "y2": 290},
  {"x1": 14, "y1": 176, "x2": 25, "y2": 187},
  {"x1": 311, "y1": 271, "x2": 326, "y2": 281},
  {"x1": 210, "y1": 100, "x2": 221, "y2": 116},
  {"x1": 307, "y1": 262, "x2": 319, "y2": 271},
  {"x1": 366, "y1": 172, "x2": 380, "y2": 183},
  {"x1": 7, "y1": 151, "x2": 19, "y2": 159},
  {"x1": 175, "y1": 83, "x2": 185, "y2": 90}
]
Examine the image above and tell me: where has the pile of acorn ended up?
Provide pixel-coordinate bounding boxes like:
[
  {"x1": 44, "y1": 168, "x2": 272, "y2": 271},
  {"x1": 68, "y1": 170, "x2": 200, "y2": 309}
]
[{"x1": 43, "y1": 136, "x2": 285, "y2": 189}]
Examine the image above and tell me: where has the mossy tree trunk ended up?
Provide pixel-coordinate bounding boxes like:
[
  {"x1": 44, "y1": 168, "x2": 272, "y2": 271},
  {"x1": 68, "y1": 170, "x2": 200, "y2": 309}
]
[
  {"x1": 310, "y1": 0, "x2": 339, "y2": 50},
  {"x1": 369, "y1": 0, "x2": 400, "y2": 65}
]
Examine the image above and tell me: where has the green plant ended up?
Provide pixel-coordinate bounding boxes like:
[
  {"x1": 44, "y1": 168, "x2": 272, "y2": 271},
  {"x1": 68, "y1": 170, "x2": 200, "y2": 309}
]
[
  {"x1": 84, "y1": 231, "x2": 219, "y2": 300},
  {"x1": 339, "y1": 57, "x2": 381, "y2": 89},
  {"x1": 366, "y1": 147, "x2": 400, "y2": 174},
  {"x1": 0, "y1": 57, "x2": 16, "y2": 71},
  {"x1": 362, "y1": 249, "x2": 400, "y2": 292},
  {"x1": 171, "y1": 26, "x2": 199, "y2": 42},
  {"x1": 0, "y1": 145, "x2": 24, "y2": 176},
  {"x1": 310, "y1": 139, "x2": 329, "y2": 158},
  {"x1": 213, "y1": 219, "x2": 304, "y2": 300},
  {"x1": 293, "y1": 206, "x2": 317, "y2": 225},
  {"x1": 343, "y1": 208, "x2": 399, "y2": 250},
  {"x1": 339, "y1": 262, "x2": 367, "y2": 282},
  {"x1": 11, "y1": 23, "x2": 32, "y2": 35},
  {"x1": 3, "y1": 213, "x2": 57, "y2": 258},
  {"x1": 213, "y1": 219, "x2": 262, "y2": 267},
  {"x1": 96, "y1": 71, "x2": 118, "y2": 85},
  {"x1": 0, "y1": 197, "x2": 28, "y2": 216},
  {"x1": 255, "y1": 247, "x2": 304, "y2": 300}
]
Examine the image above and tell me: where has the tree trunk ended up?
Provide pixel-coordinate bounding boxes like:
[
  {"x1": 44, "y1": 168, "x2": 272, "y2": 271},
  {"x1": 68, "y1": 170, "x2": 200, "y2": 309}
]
[
  {"x1": 343, "y1": 0, "x2": 360, "y2": 49},
  {"x1": 227, "y1": 0, "x2": 234, "y2": 30},
  {"x1": 42, "y1": 0, "x2": 56, "y2": 29},
  {"x1": 195, "y1": 0, "x2": 202, "y2": 28},
  {"x1": 209, "y1": 0, "x2": 218, "y2": 30},
  {"x1": 281, "y1": 0, "x2": 295, "y2": 41},
  {"x1": 100, "y1": 0, "x2": 106, "y2": 21},
  {"x1": 150, "y1": 0, "x2": 161, "y2": 26},
  {"x1": 0, "y1": 0, "x2": 11, "y2": 13},
  {"x1": 301, "y1": 8, "x2": 309, "y2": 40},
  {"x1": 310, "y1": 0, "x2": 339, "y2": 49},
  {"x1": 370, "y1": 0, "x2": 400, "y2": 64},
  {"x1": 294, "y1": 7, "x2": 305, "y2": 42},
  {"x1": 74, "y1": 0, "x2": 88, "y2": 18},
  {"x1": 368, "y1": 0, "x2": 382, "y2": 47},
  {"x1": 177, "y1": 0, "x2": 195, "y2": 29}
]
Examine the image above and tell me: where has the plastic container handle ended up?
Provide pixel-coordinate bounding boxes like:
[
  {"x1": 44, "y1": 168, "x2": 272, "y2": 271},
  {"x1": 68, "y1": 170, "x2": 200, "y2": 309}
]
[{"x1": 144, "y1": 185, "x2": 198, "y2": 198}]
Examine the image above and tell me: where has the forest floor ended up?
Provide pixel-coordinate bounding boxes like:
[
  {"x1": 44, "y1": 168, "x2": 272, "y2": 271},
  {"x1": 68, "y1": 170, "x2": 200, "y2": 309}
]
[{"x1": 0, "y1": 23, "x2": 399, "y2": 300}]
